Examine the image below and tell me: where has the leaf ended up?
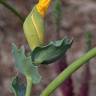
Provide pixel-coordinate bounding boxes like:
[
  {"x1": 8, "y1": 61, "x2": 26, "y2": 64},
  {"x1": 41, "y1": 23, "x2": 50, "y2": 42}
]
[
  {"x1": 31, "y1": 37, "x2": 73, "y2": 65},
  {"x1": 10, "y1": 76, "x2": 25, "y2": 96},
  {"x1": 12, "y1": 44, "x2": 41, "y2": 84}
]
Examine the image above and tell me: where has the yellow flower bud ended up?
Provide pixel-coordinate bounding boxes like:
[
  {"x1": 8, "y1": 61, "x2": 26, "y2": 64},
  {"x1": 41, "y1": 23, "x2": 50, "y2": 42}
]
[
  {"x1": 36, "y1": 0, "x2": 51, "y2": 17},
  {"x1": 23, "y1": 0, "x2": 51, "y2": 50}
]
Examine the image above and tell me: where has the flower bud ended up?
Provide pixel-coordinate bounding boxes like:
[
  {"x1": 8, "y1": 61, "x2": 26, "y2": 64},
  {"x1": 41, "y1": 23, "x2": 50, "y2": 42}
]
[
  {"x1": 36, "y1": 0, "x2": 51, "y2": 17},
  {"x1": 23, "y1": 0, "x2": 51, "y2": 50}
]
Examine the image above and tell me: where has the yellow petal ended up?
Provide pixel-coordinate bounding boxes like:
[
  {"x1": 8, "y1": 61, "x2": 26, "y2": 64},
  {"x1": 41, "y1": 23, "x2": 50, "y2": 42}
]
[{"x1": 36, "y1": 0, "x2": 51, "y2": 17}]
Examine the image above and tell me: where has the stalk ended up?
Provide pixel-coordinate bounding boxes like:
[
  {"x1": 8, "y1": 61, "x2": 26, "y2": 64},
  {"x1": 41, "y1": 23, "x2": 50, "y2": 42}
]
[
  {"x1": 53, "y1": 0, "x2": 74, "y2": 95},
  {"x1": 25, "y1": 76, "x2": 32, "y2": 96},
  {"x1": 40, "y1": 47, "x2": 96, "y2": 96},
  {"x1": 53, "y1": 0, "x2": 62, "y2": 38},
  {"x1": 56, "y1": 56, "x2": 74, "y2": 96},
  {"x1": 0, "y1": 0, "x2": 24, "y2": 22},
  {"x1": 79, "y1": 32, "x2": 92, "y2": 96}
]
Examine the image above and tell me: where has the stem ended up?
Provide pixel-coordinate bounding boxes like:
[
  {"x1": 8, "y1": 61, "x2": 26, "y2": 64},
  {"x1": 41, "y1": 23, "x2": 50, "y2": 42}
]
[
  {"x1": 40, "y1": 47, "x2": 96, "y2": 96},
  {"x1": 0, "y1": 0, "x2": 24, "y2": 22},
  {"x1": 53, "y1": 0, "x2": 62, "y2": 38},
  {"x1": 85, "y1": 32, "x2": 92, "y2": 51},
  {"x1": 53, "y1": 0, "x2": 74, "y2": 95},
  {"x1": 79, "y1": 32, "x2": 92, "y2": 96},
  {"x1": 25, "y1": 76, "x2": 32, "y2": 96},
  {"x1": 56, "y1": 56, "x2": 74, "y2": 96}
]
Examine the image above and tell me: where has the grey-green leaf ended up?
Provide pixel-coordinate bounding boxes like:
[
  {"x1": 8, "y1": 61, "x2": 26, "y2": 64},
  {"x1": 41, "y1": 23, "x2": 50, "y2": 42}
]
[
  {"x1": 10, "y1": 76, "x2": 25, "y2": 96},
  {"x1": 12, "y1": 44, "x2": 41, "y2": 84},
  {"x1": 31, "y1": 37, "x2": 73, "y2": 65}
]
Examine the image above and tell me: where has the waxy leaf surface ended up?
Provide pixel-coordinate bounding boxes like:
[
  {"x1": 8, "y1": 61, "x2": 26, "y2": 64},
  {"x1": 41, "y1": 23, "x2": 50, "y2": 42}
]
[{"x1": 31, "y1": 37, "x2": 73, "y2": 65}]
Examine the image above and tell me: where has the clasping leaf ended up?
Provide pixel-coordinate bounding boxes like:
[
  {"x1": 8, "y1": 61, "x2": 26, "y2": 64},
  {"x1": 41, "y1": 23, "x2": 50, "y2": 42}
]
[{"x1": 31, "y1": 37, "x2": 73, "y2": 65}]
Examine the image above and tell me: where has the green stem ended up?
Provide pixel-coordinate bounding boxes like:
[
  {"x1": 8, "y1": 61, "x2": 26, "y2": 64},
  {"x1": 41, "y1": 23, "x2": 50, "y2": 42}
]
[
  {"x1": 0, "y1": 0, "x2": 24, "y2": 22},
  {"x1": 40, "y1": 48, "x2": 96, "y2": 96},
  {"x1": 25, "y1": 76, "x2": 32, "y2": 96},
  {"x1": 85, "y1": 32, "x2": 92, "y2": 51}
]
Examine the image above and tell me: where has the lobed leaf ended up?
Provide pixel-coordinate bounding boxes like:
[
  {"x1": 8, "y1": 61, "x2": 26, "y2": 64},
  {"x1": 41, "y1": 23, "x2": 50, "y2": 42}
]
[{"x1": 12, "y1": 44, "x2": 41, "y2": 84}]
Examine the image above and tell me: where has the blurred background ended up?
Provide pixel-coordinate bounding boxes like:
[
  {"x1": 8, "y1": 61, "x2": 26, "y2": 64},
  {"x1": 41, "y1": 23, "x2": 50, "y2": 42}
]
[{"x1": 0, "y1": 0, "x2": 96, "y2": 96}]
